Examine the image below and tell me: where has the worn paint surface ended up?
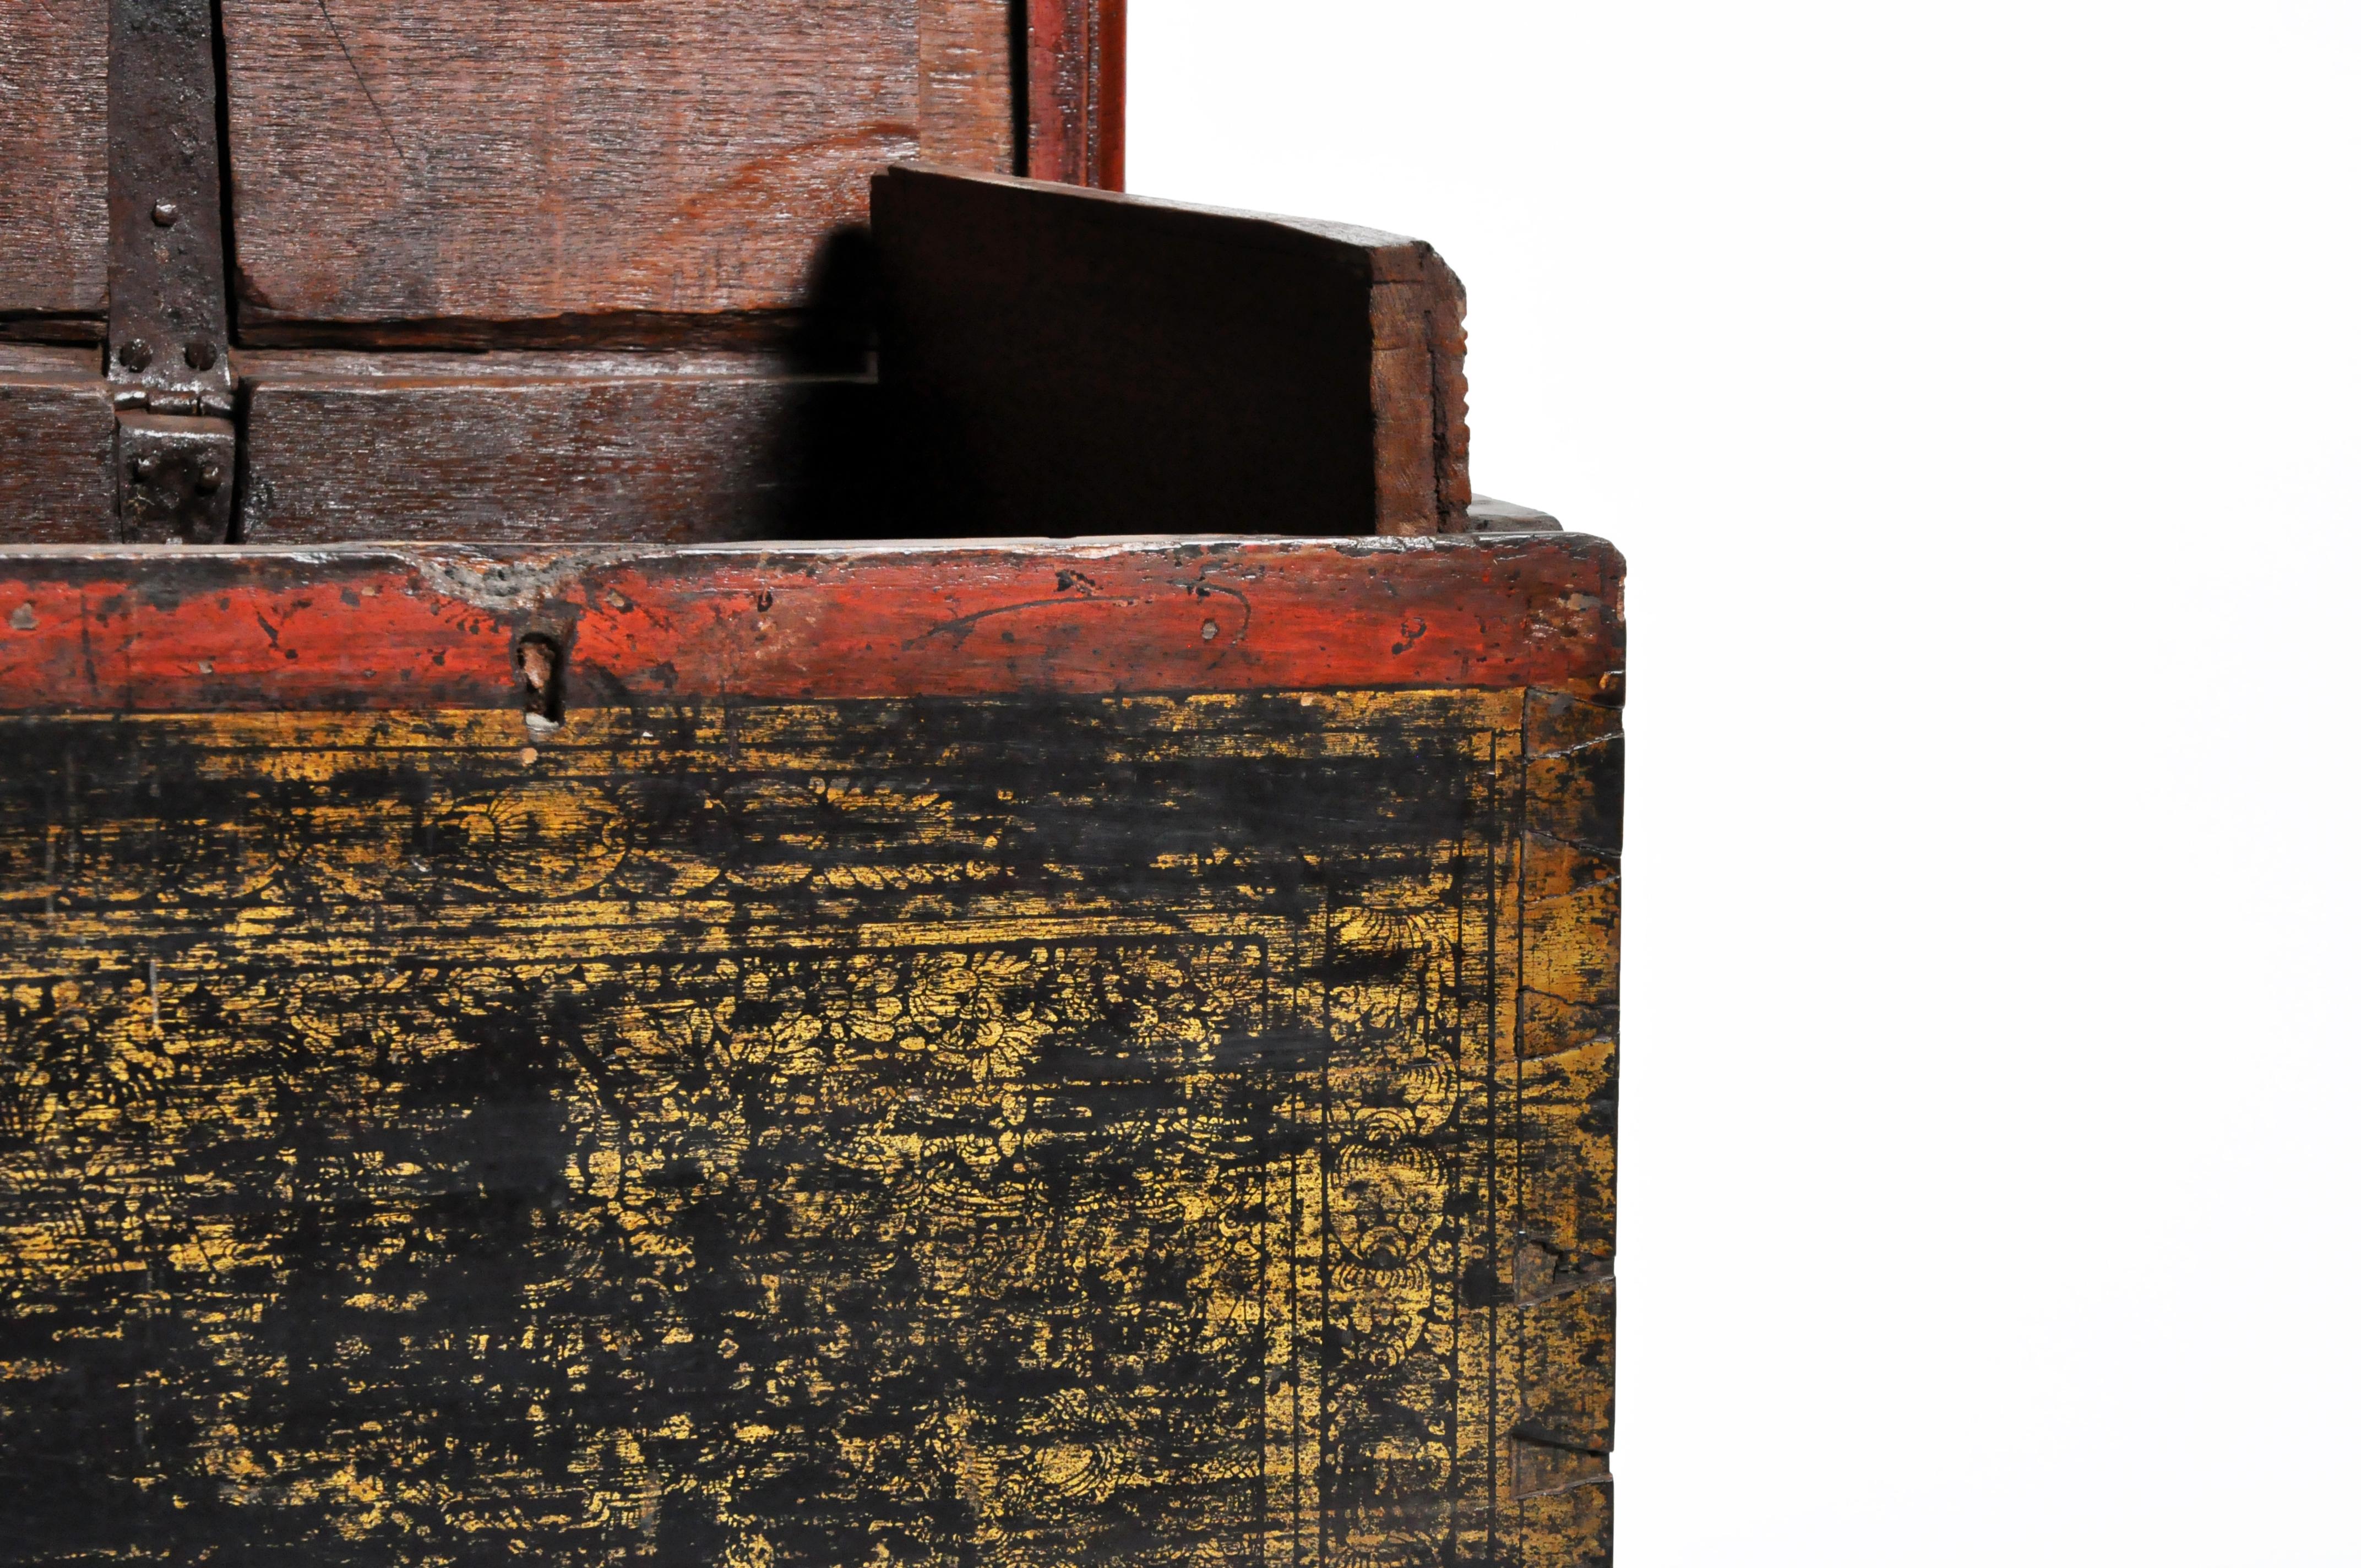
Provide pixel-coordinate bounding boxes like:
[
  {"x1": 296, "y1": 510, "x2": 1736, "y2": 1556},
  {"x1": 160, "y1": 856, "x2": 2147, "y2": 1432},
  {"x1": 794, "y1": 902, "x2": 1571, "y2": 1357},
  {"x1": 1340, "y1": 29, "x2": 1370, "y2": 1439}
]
[{"x1": 0, "y1": 539, "x2": 1617, "y2": 1565}]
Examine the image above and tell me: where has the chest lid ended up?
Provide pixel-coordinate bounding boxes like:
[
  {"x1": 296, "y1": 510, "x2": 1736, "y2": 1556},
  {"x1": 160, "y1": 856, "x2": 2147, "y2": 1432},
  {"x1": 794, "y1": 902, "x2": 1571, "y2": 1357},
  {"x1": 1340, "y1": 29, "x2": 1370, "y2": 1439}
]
[{"x1": 4, "y1": 0, "x2": 1121, "y2": 345}]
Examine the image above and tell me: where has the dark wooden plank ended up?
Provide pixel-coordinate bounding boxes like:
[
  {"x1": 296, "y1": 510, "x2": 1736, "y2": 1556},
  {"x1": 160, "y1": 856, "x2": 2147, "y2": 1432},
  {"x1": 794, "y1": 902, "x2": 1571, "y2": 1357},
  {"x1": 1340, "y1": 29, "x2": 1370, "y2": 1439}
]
[
  {"x1": 0, "y1": 317, "x2": 107, "y2": 348},
  {"x1": 0, "y1": 346, "x2": 115, "y2": 544},
  {"x1": 0, "y1": 0, "x2": 110, "y2": 318},
  {"x1": 220, "y1": 0, "x2": 1019, "y2": 341},
  {"x1": 874, "y1": 164, "x2": 1472, "y2": 538},
  {"x1": 0, "y1": 347, "x2": 106, "y2": 380},
  {"x1": 236, "y1": 351, "x2": 880, "y2": 544},
  {"x1": 1027, "y1": 0, "x2": 1124, "y2": 188}
]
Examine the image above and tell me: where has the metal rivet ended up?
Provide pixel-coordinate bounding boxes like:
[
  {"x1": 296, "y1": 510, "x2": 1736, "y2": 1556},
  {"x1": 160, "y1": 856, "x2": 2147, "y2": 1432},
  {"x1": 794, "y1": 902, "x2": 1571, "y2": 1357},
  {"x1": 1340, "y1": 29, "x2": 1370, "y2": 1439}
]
[
  {"x1": 1200, "y1": 619, "x2": 1220, "y2": 641},
  {"x1": 151, "y1": 201, "x2": 180, "y2": 228},
  {"x1": 119, "y1": 339, "x2": 153, "y2": 372},
  {"x1": 183, "y1": 340, "x2": 217, "y2": 372},
  {"x1": 130, "y1": 455, "x2": 159, "y2": 482},
  {"x1": 193, "y1": 462, "x2": 224, "y2": 495}
]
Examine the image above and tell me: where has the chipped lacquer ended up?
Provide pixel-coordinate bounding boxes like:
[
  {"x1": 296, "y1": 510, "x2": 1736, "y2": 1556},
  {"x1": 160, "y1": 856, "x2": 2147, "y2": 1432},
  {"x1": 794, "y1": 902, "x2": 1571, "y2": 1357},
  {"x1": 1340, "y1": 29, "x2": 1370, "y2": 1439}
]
[{"x1": 0, "y1": 533, "x2": 1620, "y2": 1565}]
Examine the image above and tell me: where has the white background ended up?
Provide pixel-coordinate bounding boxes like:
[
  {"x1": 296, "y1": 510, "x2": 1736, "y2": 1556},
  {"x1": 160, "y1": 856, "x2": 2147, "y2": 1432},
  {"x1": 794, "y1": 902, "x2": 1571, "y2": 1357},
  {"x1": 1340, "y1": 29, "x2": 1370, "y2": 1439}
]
[{"x1": 1131, "y1": 4, "x2": 2361, "y2": 1562}]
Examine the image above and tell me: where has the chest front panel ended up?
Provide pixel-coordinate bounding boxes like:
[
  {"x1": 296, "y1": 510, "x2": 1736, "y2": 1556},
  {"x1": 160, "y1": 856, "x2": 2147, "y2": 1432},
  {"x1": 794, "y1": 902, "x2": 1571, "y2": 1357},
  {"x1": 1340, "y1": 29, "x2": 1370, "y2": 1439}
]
[
  {"x1": 0, "y1": 689, "x2": 1610, "y2": 1566},
  {"x1": 0, "y1": 534, "x2": 1620, "y2": 1566}
]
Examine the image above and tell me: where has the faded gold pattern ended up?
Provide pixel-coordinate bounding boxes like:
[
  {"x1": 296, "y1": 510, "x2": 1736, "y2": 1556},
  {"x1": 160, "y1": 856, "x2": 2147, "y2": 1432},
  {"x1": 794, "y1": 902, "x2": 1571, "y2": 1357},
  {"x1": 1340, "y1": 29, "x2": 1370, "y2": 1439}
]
[{"x1": 0, "y1": 692, "x2": 1611, "y2": 1566}]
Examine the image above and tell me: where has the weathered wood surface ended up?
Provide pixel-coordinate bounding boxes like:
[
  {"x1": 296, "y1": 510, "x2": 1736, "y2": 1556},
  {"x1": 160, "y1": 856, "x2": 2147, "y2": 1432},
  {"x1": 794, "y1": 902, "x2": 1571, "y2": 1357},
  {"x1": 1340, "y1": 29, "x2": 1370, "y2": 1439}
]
[
  {"x1": 236, "y1": 351, "x2": 880, "y2": 545},
  {"x1": 219, "y1": 0, "x2": 1018, "y2": 342},
  {"x1": 1029, "y1": 0, "x2": 1125, "y2": 189},
  {"x1": 0, "y1": 536, "x2": 1623, "y2": 711},
  {"x1": 0, "y1": 535, "x2": 1619, "y2": 1565},
  {"x1": 0, "y1": 0, "x2": 109, "y2": 320},
  {"x1": 0, "y1": 346, "x2": 114, "y2": 543},
  {"x1": 875, "y1": 165, "x2": 1472, "y2": 540},
  {"x1": 923, "y1": 0, "x2": 1020, "y2": 178}
]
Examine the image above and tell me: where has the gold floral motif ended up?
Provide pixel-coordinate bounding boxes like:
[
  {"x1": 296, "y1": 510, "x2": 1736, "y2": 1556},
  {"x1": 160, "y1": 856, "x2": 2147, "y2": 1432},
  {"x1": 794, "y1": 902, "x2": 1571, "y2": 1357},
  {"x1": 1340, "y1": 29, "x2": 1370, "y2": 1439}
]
[{"x1": 0, "y1": 690, "x2": 1598, "y2": 1566}]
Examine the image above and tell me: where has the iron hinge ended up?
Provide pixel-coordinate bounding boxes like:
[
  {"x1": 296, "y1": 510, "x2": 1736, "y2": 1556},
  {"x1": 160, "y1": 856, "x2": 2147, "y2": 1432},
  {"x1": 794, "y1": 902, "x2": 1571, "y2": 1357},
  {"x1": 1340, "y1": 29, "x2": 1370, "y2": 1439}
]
[{"x1": 107, "y1": 0, "x2": 237, "y2": 543}]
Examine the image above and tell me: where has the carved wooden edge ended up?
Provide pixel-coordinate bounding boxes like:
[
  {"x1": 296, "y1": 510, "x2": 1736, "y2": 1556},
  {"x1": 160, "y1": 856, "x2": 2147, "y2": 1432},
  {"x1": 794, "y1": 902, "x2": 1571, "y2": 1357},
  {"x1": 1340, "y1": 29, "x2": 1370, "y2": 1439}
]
[
  {"x1": 1503, "y1": 679, "x2": 1624, "y2": 1549},
  {"x1": 1026, "y1": 0, "x2": 1124, "y2": 189}
]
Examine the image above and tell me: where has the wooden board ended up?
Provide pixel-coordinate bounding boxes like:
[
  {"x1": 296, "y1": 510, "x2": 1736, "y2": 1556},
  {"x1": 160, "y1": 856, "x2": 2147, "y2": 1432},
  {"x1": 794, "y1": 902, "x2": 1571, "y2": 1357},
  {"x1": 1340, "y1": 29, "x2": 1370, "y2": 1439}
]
[
  {"x1": 0, "y1": 0, "x2": 110, "y2": 320},
  {"x1": 923, "y1": 0, "x2": 1021, "y2": 178},
  {"x1": 0, "y1": 346, "x2": 114, "y2": 543},
  {"x1": 236, "y1": 351, "x2": 880, "y2": 544},
  {"x1": 875, "y1": 166, "x2": 1472, "y2": 539},
  {"x1": 220, "y1": 0, "x2": 1019, "y2": 341},
  {"x1": 0, "y1": 535, "x2": 1620, "y2": 1565}
]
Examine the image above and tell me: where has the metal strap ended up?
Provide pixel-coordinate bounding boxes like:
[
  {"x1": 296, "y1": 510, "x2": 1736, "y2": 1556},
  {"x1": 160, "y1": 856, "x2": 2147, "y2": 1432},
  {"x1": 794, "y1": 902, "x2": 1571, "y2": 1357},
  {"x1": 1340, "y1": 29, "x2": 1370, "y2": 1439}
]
[{"x1": 107, "y1": 0, "x2": 236, "y2": 542}]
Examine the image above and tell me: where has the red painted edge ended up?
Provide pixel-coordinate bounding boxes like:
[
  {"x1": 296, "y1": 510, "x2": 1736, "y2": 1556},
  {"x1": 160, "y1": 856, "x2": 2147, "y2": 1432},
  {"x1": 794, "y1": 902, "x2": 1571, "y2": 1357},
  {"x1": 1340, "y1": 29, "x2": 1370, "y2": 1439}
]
[
  {"x1": 0, "y1": 535, "x2": 1623, "y2": 714},
  {"x1": 1028, "y1": 0, "x2": 1124, "y2": 189},
  {"x1": 1095, "y1": 0, "x2": 1126, "y2": 192}
]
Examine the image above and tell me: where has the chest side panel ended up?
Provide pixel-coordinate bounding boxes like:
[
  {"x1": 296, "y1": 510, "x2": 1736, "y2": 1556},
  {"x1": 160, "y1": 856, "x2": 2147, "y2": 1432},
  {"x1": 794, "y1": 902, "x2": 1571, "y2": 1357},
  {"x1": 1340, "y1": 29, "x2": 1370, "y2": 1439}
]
[{"x1": 0, "y1": 694, "x2": 1608, "y2": 1565}]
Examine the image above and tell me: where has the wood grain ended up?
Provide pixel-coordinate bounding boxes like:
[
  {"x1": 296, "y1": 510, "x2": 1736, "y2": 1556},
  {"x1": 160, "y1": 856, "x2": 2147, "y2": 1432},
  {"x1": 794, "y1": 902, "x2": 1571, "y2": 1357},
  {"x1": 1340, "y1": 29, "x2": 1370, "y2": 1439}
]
[
  {"x1": 0, "y1": 345, "x2": 114, "y2": 543},
  {"x1": 922, "y1": 0, "x2": 1019, "y2": 175},
  {"x1": 236, "y1": 351, "x2": 880, "y2": 544},
  {"x1": 875, "y1": 164, "x2": 1473, "y2": 539},
  {"x1": 0, "y1": 0, "x2": 110, "y2": 317},
  {"x1": 0, "y1": 317, "x2": 106, "y2": 347},
  {"x1": 218, "y1": 1, "x2": 1016, "y2": 340}
]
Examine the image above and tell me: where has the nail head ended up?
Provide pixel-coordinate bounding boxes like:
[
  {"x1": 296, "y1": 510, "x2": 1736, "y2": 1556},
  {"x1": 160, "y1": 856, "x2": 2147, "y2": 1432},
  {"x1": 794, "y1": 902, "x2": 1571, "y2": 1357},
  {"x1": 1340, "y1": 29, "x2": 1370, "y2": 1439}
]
[
  {"x1": 119, "y1": 339, "x2": 153, "y2": 372},
  {"x1": 151, "y1": 201, "x2": 180, "y2": 228}
]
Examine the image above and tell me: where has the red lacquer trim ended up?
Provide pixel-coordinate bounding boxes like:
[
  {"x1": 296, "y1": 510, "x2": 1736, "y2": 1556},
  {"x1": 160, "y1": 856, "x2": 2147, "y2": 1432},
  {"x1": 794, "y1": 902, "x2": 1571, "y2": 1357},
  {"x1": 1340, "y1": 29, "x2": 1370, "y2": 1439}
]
[
  {"x1": 1095, "y1": 0, "x2": 1125, "y2": 192},
  {"x1": 0, "y1": 535, "x2": 1622, "y2": 714},
  {"x1": 1028, "y1": 0, "x2": 1124, "y2": 189}
]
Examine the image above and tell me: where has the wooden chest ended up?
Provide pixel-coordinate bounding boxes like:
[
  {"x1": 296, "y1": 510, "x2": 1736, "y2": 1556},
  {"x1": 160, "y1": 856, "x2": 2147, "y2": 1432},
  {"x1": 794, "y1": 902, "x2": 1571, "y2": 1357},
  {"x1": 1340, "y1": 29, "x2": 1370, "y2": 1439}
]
[{"x1": 0, "y1": 4, "x2": 1622, "y2": 1564}]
